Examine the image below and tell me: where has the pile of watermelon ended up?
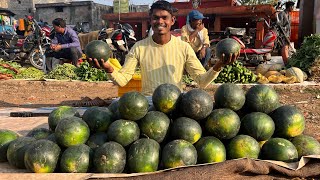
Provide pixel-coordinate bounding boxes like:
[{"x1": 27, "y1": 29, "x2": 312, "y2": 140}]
[{"x1": 1, "y1": 83, "x2": 320, "y2": 173}]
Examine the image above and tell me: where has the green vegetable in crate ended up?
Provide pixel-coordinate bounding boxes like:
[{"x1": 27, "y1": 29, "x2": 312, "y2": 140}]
[
  {"x1": 194, "y1": 136, "x2": 226, "y2": 163},
  {"x1": 14, "y1": 67, "x2": 44, "y2": 80},
  {"x1": 171, "y1": 117, "x2": 202, "y2": 144},
  {"x1": 45, "y1": 63, "x2": 78, "y2": 80},
  {"x1": 118, "y1": 91, "x2": 149, "y2": 121},
  {"x1": 260, "y1": 138, "x2": 298, "y2": 162},
  {"x1": 215, "y1": 38, "x2": 241, "y2": 61},
  {"x1": 227, "y1": 135, "x2": 260, "y2": 159},
  {"x1": 180, "y1": 89, "x2": 213, "y2": 121},
  {"x1": 60, "y1": 144, "x2": 92, "y2": 173},
  {"x1": 127, "y1": 138, "x2": 160, "y2": 173},
  {"x1": 55, "y1": 116, "x2": 90, "y2": 147},
  {"x1": 152, "y1": 83, "x2": 181, "y2": 114},
  {"x1": 214, "y1": 61, "x2": 256, "y2": 83},
  {"x1": 214, "y1": 83, "x2": 245, "y2": 111},
  {"x1": 139, "y1": 111, "x2": 170, "y2": 143},
  {"x1": 161, "y1": 139, "x2": 197, "y2": 169},
  {"x1": 245, "y1": 84, "x2": 280, "y2": 114},
  {"x1": 93, "y1": 141, "x2": 126, "y2": 173},
  {"x1": 7, "y1": 137, "x2": 36, "y2": 169},
  {"x1": 0, "y1": 129, "x2": 19, "y2": 162},
  {"x1": 26, "y1": 128, "x2": 51, "y2": 140},
  {"x1": 291, "y1": 135, "x2": 320, "y2": 159},
  {"x1": 48, "y1": 106, "x2": 80, "y2": 131},
  {"x1": 85, "y1": 40, "x2": 112, "y2": 60},
  {"x1": 75, "y1": 61, "x2": 108, "y2": 81},
  {"x1": 270, "y1": 105, "x2": 305, "y2": 138},
  {"x1": 24, "y1": 139, "x2": 61, "y2": 173},
  {"x1": 240, "y1": 112, "x2": 275, "y2": 141}
]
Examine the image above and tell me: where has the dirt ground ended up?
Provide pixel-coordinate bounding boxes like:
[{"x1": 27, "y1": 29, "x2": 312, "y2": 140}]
[{"x1": 0, "y1": 80, "x2": 319, "y2": 141}]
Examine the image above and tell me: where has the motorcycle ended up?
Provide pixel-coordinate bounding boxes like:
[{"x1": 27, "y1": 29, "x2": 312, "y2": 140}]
[
  {"x1": 0, "y1": 16, "x2": 51, "y2": 69},
  {"x1": 98, "y1": 23, "x2": 136, "y2": 65}
]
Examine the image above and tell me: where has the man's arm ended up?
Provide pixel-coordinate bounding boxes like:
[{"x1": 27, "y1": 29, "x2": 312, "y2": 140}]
[{"x1": 60, "y1": 29, "x2": 81, "y2": 49}]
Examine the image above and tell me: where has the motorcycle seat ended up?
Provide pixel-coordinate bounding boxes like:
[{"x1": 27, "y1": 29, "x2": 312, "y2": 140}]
[
  {"x1": 240, "y1": 48, "x2": 272, "y2": 54},
  {"x1": 0, "y1": 34, "x2": 15, "y2": 40}
]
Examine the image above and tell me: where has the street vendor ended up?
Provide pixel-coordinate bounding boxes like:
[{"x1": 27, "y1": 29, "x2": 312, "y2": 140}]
[
  {"x1": 89, "y1": 0, "x2": 239, "y2": 96},
  {"x1": 181, "y1": 10, "x2": 211, "y2": 68},
  {"x1": 277, "y1": 1, "x2": 295, "y2": 65},
  {"x1": 46, "y1": 18, "x2": 82, "y2": 67}
]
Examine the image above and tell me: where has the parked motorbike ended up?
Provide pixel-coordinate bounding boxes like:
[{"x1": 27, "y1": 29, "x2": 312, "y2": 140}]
[
  {"x1": 98, "y1": 23, "x2": 136, "y2": 65},
  {"x1": 0, "y1": 16, "x2": 51, "y2": 69}
]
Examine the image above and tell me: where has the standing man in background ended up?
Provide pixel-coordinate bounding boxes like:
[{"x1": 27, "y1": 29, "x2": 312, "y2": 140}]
[
  {"x1": 181, "y1": 10, "x2": 211, "y2": 68},
  {"x1": 277, "y1": 1, "x2": 295, "y2": 65}
]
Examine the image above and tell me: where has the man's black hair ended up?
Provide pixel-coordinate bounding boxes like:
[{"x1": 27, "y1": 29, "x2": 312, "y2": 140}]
[
  {"x1": 52, "y1": 18, "x2": 66, "y2": 28},
  {"x1": 149, "y1": 0, "x2": 178, "y2": 16},
  {"x1": 285, "y1": 1, "x2": 295, "y2": 9}
]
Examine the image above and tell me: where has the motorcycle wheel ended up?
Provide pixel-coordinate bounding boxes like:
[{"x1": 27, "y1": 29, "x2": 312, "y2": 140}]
[{"x1": 29, "y1": 46, "x2": 46, "y2": 69}]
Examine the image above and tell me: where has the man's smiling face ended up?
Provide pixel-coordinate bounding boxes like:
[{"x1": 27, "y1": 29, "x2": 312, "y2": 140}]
[{"x1": 150, "y1": 9, "x2": 175, "y2": 36}]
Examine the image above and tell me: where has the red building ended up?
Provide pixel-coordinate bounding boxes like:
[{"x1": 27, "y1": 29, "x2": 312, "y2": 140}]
[{"x1": 102, "y1": 0, "x2": 276, "y2": 48}]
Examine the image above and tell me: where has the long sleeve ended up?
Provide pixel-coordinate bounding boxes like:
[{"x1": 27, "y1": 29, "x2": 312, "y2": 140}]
[{"x1": 60, "y1": 30, "x2": 81, "y2": 49}]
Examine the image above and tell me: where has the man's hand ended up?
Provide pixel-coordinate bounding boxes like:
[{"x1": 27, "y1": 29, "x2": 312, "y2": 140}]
[
  {"x1": 199, "y1": 47, "x2": 206, "y2": 59},
  {"x1": 54, "y1": 44, "x2": 62, "y2": 52},
  {"x1": 212, "y1": 50, "x2": 240, "y2": 71},
  {"x1": 88, "y1": 58, "x2": 114, "y2": 73}
]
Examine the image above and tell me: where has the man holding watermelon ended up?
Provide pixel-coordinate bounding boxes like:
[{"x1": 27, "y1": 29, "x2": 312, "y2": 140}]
[{"x1": 89, "y1": 0, "x2": 239, "y2": 95}]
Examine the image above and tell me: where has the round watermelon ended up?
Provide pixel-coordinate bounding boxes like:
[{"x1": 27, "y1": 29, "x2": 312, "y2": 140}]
[
  {"x1": 205, "y1": 108, "x2": 240, "y2": 139},
  {"x1": 82, "y1": 107, "x2": 113, "y2": 132},
  {"x1": 260, "y1": 138, "x2": 298, "y2": 162},
  {"x1": 180, "y1": 89, "x2": 213, "y2": 120},
  {"x1": 291, "y1": 135, "x2": 320, "y2": 159},
  {"x1": 241, "y1": 112, "x2": 275, "y2": 141},
  {"x1": 215, "y1": 38, "x2": 241, "y2": 60},
  {"x1": 171, "y1": 117, "x2": 202, "y2": 144},
  {"x1": 60, "y1": 144, "x2": 92, "y2": 173},
  {"x1": 214, "y1": 83, "x2": 245, "y2": 111},
  {"x1": 26, "y1": 128, "x2": 51, "y2": 140},
  {"x1": 0, "y1": 129, "x2": 19, "y2": 162},
  {"x1": 227, "y1": 135, "x2": 260, "y2": 159},
  {"x1": 85, "y1": 40, "x2": 112, "y2": 60},
  {"x1": 7, "y1": 137, "x2": 36, "y2": 169},
  {"x1": 245, "y1": 85, "x2": 280, "y2": 114},
  {"x1": 194, "y1": 136, "x2": 226, "y2": 163},
  {"x1": 48, "y1": 106, "x2": 80, "y2": 131},
  {"x1": 269, "y1": 105, "x2": 305, "y2": 138},
  {"x1": 86, "y1": 132, "x2": 108, "y2": 150},
  {"x1": 107, "y1": 119, "x2": 140, "y2": 147},
  {"x1": 152, "y1": 83, "x2": 181, "y2": 114},
  {"x1": 118, "y1": 91, "x2": 149, "y2": 121}
]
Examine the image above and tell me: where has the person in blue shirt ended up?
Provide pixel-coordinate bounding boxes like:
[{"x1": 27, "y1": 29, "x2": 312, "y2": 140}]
[{"x1": 46, "y1": 18, "x2": 82, "y2": 67}]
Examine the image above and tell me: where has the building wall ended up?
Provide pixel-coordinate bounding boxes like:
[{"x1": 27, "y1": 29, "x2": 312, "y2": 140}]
[
  {"x1": 35, "y1": 1, "x2": 112, "y2": 31},
  {"x1": 6, "y1": 0, "x2": 34, "y2": 19},
  {"x1": 0, "y1": 1, "x2": 9, "y2": 8}
]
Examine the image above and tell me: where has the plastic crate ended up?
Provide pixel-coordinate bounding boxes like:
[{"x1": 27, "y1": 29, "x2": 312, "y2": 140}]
[{"x1": 118, "y1": 79, "x2": 142, "y2": 97}]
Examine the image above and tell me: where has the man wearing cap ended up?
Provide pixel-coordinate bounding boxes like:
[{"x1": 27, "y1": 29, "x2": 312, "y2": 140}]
[{"x1": 181, "y1": 10, "x2": 211, "y2": 68}]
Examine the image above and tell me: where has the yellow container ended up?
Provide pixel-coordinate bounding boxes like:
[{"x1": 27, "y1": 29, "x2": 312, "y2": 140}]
[{"x1": 118, "y1": 79, "x2": 142, "y2": 97}]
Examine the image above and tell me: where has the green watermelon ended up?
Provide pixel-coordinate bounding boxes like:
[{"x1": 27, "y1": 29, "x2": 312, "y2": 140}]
[
  {"x1": 245, "y1": 85, "x2": 280, "y2": 114},
  {"x1": 227, "y1": 135, "x2": 260, "y2": 159},
  {"x1": 24, "y1": 139, "x2": 61, "y2": 173},
  {"x1": 60, "y1": 144, "x2": 92, "y2": 173},
  {"x1": 118, "y1": 91, "x2": 149, "y2": 121},
  {"x1": 82, "y1": 107, "x2": 113, "y2": 132},
  {"x1": 93, "y1": 141, "x2": 126, "y2": 173},
  {"x1": 128, "y1": 138, "x2": 160, "y2": 172},
  {"x1": 85, "y1": 40, "x2": 112, "y2": 60},
  {"x1": 152, "y1": 83, "x2": 181, "y2": 114},
  {"x1": 241, "y1": 112, "x2": 275, "y2": 141},
  {"x1": 107, "y1": 119, "x2": 140, "y2": 147},
  {"x1": 270, "y1": 105, "x2": 305, "y2": 138},
  {"x1": 86, "y1": 132, "x2": 108, "y2": 150},
  {"x1": 291, "y1": 135, "x2": 320, "y2": 159},
  {"x1": 260, "y1": 138, "x2": 298, "y2": 162},
  {"x1": 7, "y1": 137, "x2": 36, "y2": 169},
  {"x1": 108, "y1": 99, "x2": 121, "y2": 120},
  {"x1": 26, "y1": 128, "x2": 52, "y2": 140},
  {"x1": 205, "y1": 108, "x2": 240, "y2": 139},
  {"x1": 194, "y1": 136, "x2": 226, "y2": 163},
  {"x1": 55, "y1": 116, "x2": 90, "y2": 147},
  {"x1": 215, "y1": 38, "x2": 241, "y2": 60},
  {"x1": 48, "y1": 106, "x2": 80, "y2": 131},
  {"x1": 139, "y1": 111, "x2": 170, "y2": 143},
  {"x1": 161, "y1": 139, "x2": 197, "y2": 169},
  {"x1": 180, "y1": 89, "x2": 213, "y2": 120},
  {"x1": 214, "y1": 83, "x2": 245, "y2": 111},
  {"x1": 0, "y1": 129, "x2": 19, "y2": 162},
  {"x1": 171, "y1": 117, "x2": 202, "y2": 144}
]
